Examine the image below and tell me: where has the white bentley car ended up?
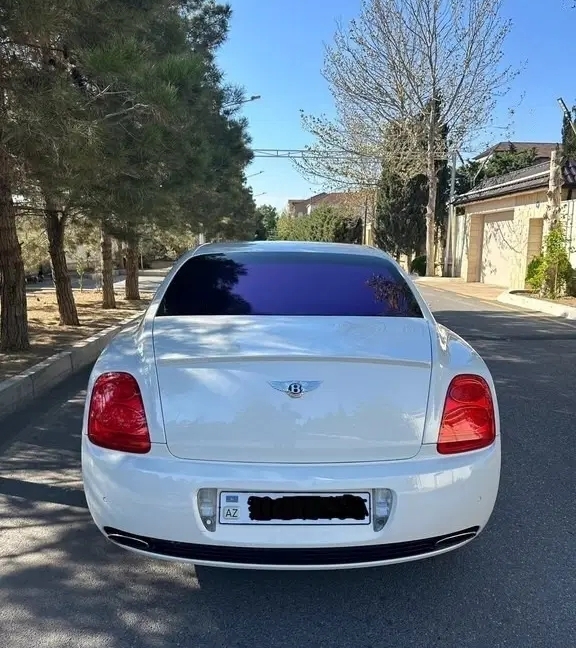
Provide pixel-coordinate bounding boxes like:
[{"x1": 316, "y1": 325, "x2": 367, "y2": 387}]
[{"x1": 81, "y1": 241, "x2": 501, "y2": 570}]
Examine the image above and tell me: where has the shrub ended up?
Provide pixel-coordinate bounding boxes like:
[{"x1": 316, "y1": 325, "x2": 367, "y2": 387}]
[
  {"x1": 525, "y1": 254, "x2": 546, "y2": 292},
  {"x1": 525, "y1": 221, "x2": 574, "y2": 298},
  {"x1": 276, "y1": 205, "x2": 362, "y2": 244}
]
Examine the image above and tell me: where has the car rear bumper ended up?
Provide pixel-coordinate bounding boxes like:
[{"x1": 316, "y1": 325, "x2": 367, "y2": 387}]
[
  {"x1": 82, "y1": 438, "x2": 501, "y2": 570},
  {"x1": 101, "y1": 524, "x2": 481, "y2": 569}
]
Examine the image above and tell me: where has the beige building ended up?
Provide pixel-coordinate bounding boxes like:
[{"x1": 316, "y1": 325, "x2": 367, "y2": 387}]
[
  {"x1": 453, "y1": 160, "x2": 576, "y2": 289},
  {"x1": 287, "y1": 192, "x2": 353, "y2": 217}
]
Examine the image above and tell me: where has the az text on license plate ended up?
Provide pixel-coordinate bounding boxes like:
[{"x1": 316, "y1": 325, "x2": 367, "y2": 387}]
[{"x1": 219, "y1": 491, "x2": 371, "y2": 525}]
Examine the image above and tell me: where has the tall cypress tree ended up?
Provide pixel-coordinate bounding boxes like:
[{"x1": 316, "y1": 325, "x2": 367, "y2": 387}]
[
  {"x1": 561, "y1": 106, "x2": 576, "y2": 161},
  {"x1": 374, "y1": 103, "x2": 450, "y2": 262},
  {"x1": 374, "y1": 169, "x2": 428, "y2": 259}
]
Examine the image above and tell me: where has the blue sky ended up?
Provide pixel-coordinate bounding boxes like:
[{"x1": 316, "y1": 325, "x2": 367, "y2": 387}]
[{"x1": 217, "y1": 0, "x2": 576, "y2": 212}]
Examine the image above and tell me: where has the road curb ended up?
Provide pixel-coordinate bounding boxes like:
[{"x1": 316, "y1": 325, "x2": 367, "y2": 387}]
[
  {"x1": 497, "y1": 291, "x2": 576, "y2": 319},
  {"x1": 0, "y1": 313, "x2": 142, "y2": 420}
]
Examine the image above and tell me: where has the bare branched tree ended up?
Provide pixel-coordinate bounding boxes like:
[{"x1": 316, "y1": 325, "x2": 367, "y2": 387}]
[
  {"x1": 301, "y1": 0, "x2": 516, "y2": 274},
  {"x1": 295, "y1": 105, "x2": 382, "y2": 192}
]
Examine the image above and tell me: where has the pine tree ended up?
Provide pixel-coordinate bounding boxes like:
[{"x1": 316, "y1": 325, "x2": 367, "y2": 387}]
[
  {"x1": 0, "y1": 0, "x2": 81, "y2": 348},
  {"x1": 78, "y1": 1, "x2": 253, "y2": 302}
]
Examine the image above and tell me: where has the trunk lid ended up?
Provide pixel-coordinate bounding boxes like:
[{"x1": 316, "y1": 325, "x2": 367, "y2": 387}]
[{"x1": 152, "y1": 316, "x2": 432, "y2": 463}]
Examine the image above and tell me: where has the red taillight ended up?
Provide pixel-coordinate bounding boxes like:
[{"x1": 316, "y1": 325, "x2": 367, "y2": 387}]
[
  {"x1": 87, "y1": 372, "x2": 151, "y2": 454},
  {"x1": 437, "y1": 374, "x2": 495, "y2": 455}
]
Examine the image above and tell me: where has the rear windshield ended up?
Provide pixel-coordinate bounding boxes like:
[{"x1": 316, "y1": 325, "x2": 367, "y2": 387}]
[{"x1": 157, "y1": 251, "x2": 423, "y2": 318}]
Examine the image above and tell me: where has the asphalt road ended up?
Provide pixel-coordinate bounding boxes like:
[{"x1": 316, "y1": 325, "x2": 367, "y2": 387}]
[{"x1": 1, "y1": 286, "x2": 575, "y2": 648}]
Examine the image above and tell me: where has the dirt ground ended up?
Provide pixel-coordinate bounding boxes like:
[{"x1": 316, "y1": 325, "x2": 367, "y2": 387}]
[
  {"x1": 0, "y1": 289, "x2": 151, "y2": 381},
  {"x1": 541, "y1": 295, "x2": 576, "y2": 308}
]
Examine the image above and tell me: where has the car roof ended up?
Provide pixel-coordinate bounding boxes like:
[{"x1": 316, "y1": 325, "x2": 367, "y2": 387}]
[{"x1": 189, "y1": 240, "x2": 391, "y2": 260}]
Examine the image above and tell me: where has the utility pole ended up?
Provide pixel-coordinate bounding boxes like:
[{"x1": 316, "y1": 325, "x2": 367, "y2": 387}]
[
  {"x1": 443, "y1": 150, "x2": 458, "y2": 276},
  {"x1": 547, "y1": 147, "x2": 562, "y2": 225}
]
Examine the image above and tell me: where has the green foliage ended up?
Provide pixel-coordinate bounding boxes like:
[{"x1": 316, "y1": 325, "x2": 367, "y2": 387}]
[
  {"x1": 483, "y1": 147, "x2": 537, "y2": 177},
  {"x1": 16, "y1": 214, "x2": 49, "y2": 274},
  {"x1": 16, "y1": 212, "x2": 102, "y2": 277},
  {"x1": 3, "y1": 0, "x2": 254, "y2": 242},
  {"x1": 75, "y1": 1, "x2": 254, "y2": 243},
  {"x1": 374, "y1": 104, "x2": 450, "y2": 262},
  {"x1": 140, "y1": 223, "x2": 198, "y2": 263},
  {"x1": 73, "y1": 253, "x2": 89, "y2": 291},
  {"x1": 65, "y1": 218, "x2": 101, "y2": 273},
  {"x1": 410, "y1": 255, "x2": 427, "y2": 276},
  {"x1": 525, "y1": 255, "x2": 545, "y2": 292},
  {"x1": 0, "y1": 0, "x2": 255, "y2": 346},
  {"x1": 254, "y1": 204, "x2": 278, "y2": 240},
  {"x1": 525, "y1": 221, "x2": 574, "y2": 298},
  {"x1": 206, "y1": 187, "x2": 258, "y2": 242},
  {"x1": 374, "y1": 170, "x2": 427, "y2": 258},
  {"x1": 276, "y1": 205, "x2": 362, "y2": 244},
  {"x1": 457, "y1": 146, "x2": 537, "y2": 196},
  {"x1": 561, "y1": 107, "x2": 576, "y2": 161}
]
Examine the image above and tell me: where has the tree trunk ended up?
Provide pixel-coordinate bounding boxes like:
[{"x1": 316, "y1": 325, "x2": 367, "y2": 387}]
[
  {"x1": 44, "y1": 206, "x2": 80, "y2": 326},
  {"x1": 114, "y1": 241, "x2": 124, "y2": 269},
  {"x1": 0, "y1": 150, "x2": 29, "y2": 352},
  {"x1": 101, "y1": 227, "x2": 116, "y2": 309},
  {"x1": 425, "y1": 105, "x2": 438, "y2": 277},
  {"x1": 125, "y1": 238, "x2": 140, "y2": 300}
]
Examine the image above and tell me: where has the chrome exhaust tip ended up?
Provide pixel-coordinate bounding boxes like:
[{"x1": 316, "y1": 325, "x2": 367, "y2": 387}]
[
  {"x1": 435, "y1": 531, "x2": 477, "y2": 548},
  {"x1": 107, "y1": 532, "x2": 150, "y2": 551}
]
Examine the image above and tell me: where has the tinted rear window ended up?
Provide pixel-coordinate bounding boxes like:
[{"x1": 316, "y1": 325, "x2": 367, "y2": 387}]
[{"x1": 157, "y1": 251, "x2": 423, "y2": 318}]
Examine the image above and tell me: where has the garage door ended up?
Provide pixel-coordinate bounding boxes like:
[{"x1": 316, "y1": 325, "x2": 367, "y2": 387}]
[{"x1": 480, "y1": 212, "x2": 514, "y2": 287}]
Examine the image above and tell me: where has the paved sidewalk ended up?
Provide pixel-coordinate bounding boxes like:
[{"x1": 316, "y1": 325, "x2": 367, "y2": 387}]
[{"x1": 415, "y1": 277, "x2": 505, "y2": 302}]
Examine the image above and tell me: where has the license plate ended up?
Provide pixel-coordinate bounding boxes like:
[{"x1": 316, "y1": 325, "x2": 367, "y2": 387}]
[{"x1": 219, "y1": 491, "x2": 372, "y2": 525}]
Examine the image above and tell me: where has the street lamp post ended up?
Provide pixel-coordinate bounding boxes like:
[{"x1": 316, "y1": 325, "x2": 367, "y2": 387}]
[{"x1": 223, "y1": 95, "x2": 261, "y2": 110}]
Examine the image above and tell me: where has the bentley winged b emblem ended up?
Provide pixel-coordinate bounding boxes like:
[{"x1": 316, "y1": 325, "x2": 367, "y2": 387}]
[{"x1": 268, "y1": 380, "x2": 323, "y2": 399}]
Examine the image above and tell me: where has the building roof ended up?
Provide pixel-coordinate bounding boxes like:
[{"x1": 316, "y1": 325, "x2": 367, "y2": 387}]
[
  {"x1": 473, "y1": 141, "x2": 558, "y2": 161},
  {"x1": 287, "y1": 192, "x2": 351, "y2": 210},
  {"x1": 454, "y1": 159, "x2": 576, "y2": 206},
  {"x1": 313, "y1": 192, "x2": 350, "y2": 206}
]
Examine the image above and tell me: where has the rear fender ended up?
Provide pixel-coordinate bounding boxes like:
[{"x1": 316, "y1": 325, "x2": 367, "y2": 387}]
[
  {"x1": 82, "y1": 318, "x2": 167, "y2": 445},
  {"x1": 422, "y1": 323, "x2": 500, "y2": 446}
]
